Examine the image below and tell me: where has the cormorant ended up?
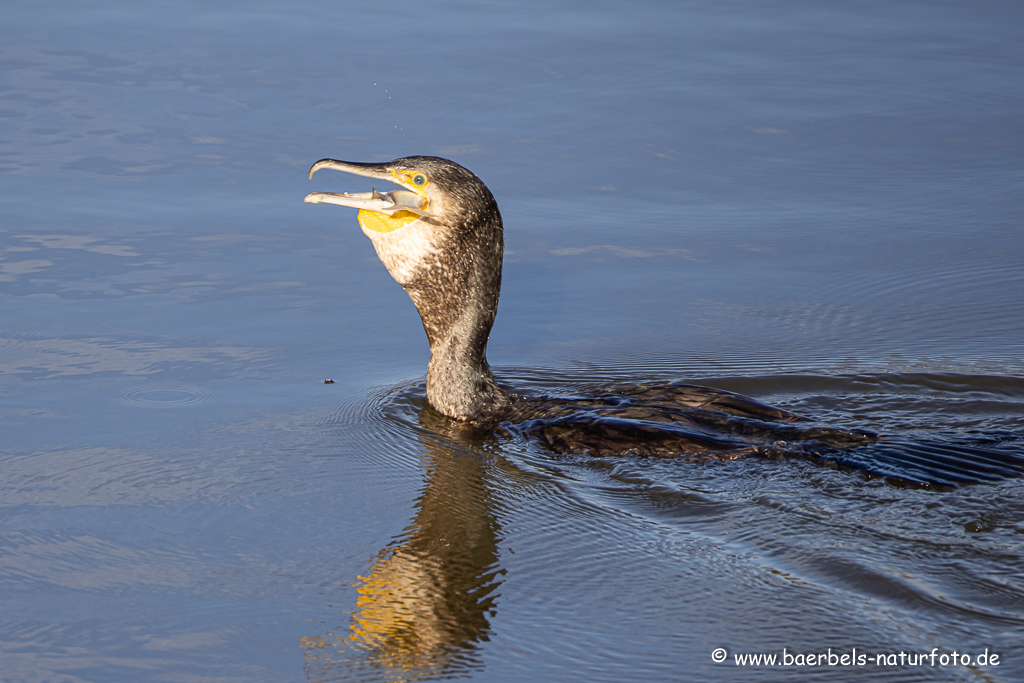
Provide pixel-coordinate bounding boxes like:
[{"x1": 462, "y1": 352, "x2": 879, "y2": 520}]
[{"x1": 305, "y1": 156, "x2": 871, "y2": 460}]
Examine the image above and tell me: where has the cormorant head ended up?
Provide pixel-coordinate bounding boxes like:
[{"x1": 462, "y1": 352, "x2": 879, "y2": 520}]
[
  {"x1": 305, "y1": 155, "x2": 509, "y2": 420},
  {"x1": 304, "y1": 155, "x2": 502, "y2": 290}
]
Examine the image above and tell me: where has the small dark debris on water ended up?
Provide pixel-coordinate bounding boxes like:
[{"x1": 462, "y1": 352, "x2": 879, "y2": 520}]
[
  {"x1": 323, "y1": 379, "x2": 335, "y2": 384},
  {"x1": 964, "y1": 516, "x2": 997, "y2": 534}
]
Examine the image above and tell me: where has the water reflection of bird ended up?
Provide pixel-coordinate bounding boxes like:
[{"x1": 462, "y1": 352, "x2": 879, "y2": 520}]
[
  {"x1": 305, "y1": 156, "x2": 872, "y2": 460},
  {"x1": 301, "y1": 409, "x2": 501, "y2": 681}
]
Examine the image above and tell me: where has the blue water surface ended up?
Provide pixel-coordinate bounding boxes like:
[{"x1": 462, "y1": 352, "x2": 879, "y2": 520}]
[{"x1": 2, "y1": 1, "x2": 1023, "y2": 681}]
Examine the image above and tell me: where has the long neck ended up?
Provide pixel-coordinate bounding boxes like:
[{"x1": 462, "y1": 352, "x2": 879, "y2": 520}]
[
  {"x1": 423, "y1": 296, "x2": 507, "y2": 422},
  {"x1": 406, "y1": 215, "x2": 510, "y2": 422}
]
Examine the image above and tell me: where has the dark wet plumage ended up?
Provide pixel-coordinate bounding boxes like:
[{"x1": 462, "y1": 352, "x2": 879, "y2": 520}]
[{"x1": 504, "y1": 381, "x2": 875, "y2": 460}]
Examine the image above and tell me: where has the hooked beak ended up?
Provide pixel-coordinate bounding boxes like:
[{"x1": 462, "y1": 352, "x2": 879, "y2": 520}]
[{"x1": 303, "y1": 158, "x2": 434, "y2": 218}]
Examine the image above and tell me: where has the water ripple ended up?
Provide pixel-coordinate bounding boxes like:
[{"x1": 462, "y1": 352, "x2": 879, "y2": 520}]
[{"x1": 118, "y1": 387, "x2": 211, "y2": 406}]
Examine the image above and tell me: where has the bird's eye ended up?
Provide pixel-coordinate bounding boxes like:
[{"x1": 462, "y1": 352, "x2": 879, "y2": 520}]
[{"x1": 412, "y1": 173, "x2": 427, "y2": 187}]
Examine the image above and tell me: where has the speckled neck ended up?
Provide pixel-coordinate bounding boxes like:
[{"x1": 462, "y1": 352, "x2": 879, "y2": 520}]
[
  {"x1": 413, "y1": 212, "x2": 510, "y2": 422},
  {"x1": 374, "y1": 161, "x2": 511, "y2": 422}
]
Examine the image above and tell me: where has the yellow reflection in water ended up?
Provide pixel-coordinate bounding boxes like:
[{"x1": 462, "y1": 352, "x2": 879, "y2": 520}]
[{"x1": 303, "y1": 413, "x2": 503, "y2": 682}]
